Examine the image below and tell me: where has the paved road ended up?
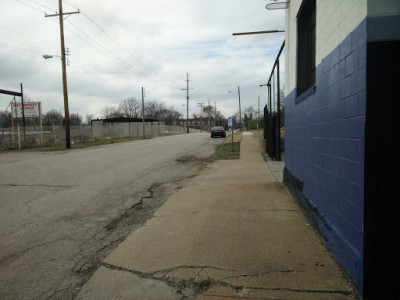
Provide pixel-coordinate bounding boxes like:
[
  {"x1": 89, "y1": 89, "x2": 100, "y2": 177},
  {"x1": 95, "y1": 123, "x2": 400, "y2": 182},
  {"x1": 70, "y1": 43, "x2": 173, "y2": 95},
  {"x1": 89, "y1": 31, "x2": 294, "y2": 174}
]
[{"x1": 0, "y1": 133, "x2": 220, "y2": 300}]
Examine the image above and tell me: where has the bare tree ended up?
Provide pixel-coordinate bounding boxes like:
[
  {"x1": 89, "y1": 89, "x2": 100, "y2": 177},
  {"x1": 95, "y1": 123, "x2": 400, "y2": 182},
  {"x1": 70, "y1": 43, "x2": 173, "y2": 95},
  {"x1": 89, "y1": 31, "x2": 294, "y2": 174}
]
[
  {"x1": 43, "y1": 109, "x2": 63, "y2": 126},
  {"x1": 202, "y1": 105, "x2": 214, "y2": 119},
  {"x1": 119, "y1": 97, "x2": 141, "y2": 118},
  {"x1": 144, "y1": 101, "x2": 167, "y2": 119},
  {"x1": 0, "y1": 110, "x2": 12, "y2": 128},
  {"x1": 100, "y1": 106, "x2": 123, "y2": 119},
  {"x1": 69, "y1": 113, "x2": 82, "y2": 126},
  {"x1": 85, "y1": 113, "x2": 94, "y2": 125},
  {"x1": 243, "y1": 106, "x2": 256, "y2": 130}
]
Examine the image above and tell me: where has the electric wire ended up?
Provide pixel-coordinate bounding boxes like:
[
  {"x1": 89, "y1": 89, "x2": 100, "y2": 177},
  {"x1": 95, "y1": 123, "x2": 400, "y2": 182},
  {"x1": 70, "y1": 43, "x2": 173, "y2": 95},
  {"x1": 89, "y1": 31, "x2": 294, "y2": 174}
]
[
  {"x1": 64, "y1": 20, "x2": 143, "y2": 76},
  {"x1": 63, "y1": 0, "x2": 181, "y2": 88},
  {"x1": 0, "y1": 26, "x2": 59, "y2": 52},
  {"x1": 64, "y1": 0, "x2": 181, "y2": 88},
  {"x1": 79, "y1": 11, "x2": 181, "y2": 88},
  {"x1": 11, "y1": 0, "x2": 192, "y2": 103},
  {"x1": 13, "y1": 0, "x2": 182, "y2": 90},
  {"x1": 13, "y1": 0, "x2": 46, "y2": 14},
  {"x1": 25, "y1": 0, "x2": 57, "y2": 13}
]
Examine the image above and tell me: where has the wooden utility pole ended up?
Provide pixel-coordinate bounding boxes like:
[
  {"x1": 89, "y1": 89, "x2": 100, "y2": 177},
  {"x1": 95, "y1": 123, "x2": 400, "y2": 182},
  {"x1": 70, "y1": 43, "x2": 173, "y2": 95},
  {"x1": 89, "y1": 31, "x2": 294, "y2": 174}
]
[
  {"x1": 214, "y1": 102, "x2": 217, "y2": 126},
  {"x1": 181, "y1": 73, "x2": 193, "y2": 133},
  {"x1": 45, "y1": 1, "x2": 79, "y2": 148},
  {"x1": 186, "y1": 73, "x2": 189, "y2": 133},
  {"x1": 238, "y1": 86, "x2": 242, "y2": 130},
  {"x1": 142, "y1": 87, "x2": 145, "y2": 138},
  {"x1": 20, "y1": 83, "x2": 26, "y2": 141}
]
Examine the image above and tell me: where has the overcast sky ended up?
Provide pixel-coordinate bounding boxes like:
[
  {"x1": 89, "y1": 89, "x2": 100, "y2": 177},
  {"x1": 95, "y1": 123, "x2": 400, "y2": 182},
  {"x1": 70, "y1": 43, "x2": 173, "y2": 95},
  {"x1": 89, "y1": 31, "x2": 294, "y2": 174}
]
[{"x1": 0, "y1": 0, "x2": 285, "y2": 120}]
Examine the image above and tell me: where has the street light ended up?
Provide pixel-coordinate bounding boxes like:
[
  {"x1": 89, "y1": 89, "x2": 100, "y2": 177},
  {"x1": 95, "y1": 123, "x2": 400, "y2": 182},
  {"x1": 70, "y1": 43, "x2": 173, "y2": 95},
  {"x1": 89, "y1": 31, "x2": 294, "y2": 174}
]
[
  {"x1": 228, "y1": 86, "x2": 241, "y2": 131},
  {"x1": 43, "y1": 53, "x2": 71, "y2": 148},
  {"x1": 43, "y1": 54, "x2": 60, "y2": 59},
  {"x1": 260, "y1": 83, "x2": 271, "y2": 116}
]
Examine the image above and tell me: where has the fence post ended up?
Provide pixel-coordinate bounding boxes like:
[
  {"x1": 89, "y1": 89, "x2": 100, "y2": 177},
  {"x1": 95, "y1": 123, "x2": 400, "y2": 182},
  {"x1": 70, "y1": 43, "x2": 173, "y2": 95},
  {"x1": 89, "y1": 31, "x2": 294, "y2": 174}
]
[
  {"x1": 18, "y1": 124, "x2": 21, "y2": 150},
  {"x1": 53, "y1": 124, "x2": 56, "y2": 145}
]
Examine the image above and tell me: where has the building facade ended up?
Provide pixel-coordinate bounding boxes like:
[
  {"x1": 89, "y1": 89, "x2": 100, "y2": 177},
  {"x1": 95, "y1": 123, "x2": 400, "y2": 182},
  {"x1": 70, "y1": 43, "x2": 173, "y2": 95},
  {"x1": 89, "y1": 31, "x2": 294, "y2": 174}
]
[{"x1": 283, "y1": 1, "x2": 400, "y2": 298}]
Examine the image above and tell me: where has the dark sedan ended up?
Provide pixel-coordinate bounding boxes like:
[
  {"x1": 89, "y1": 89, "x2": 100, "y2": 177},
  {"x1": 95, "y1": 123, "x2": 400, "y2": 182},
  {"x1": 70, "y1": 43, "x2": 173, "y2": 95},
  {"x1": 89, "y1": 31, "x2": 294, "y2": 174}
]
[{"x1": 211, "y1": 126, "x2": 226, "y2": 138}]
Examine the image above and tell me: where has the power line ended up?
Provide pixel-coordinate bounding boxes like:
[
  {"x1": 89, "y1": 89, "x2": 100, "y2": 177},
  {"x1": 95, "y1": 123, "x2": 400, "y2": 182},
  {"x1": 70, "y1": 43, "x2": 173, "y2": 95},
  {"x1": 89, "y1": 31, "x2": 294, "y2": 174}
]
[
  {"x1": 79, "y1": 12, "x2": 178, "y2": 85},
  {"x1": 62, "y1": 0, "x2": 79, "y2": 11},
  {"x1": 25, "y1": 0, "x2": 57, "y2": 13},
  {"x1": 14, "y1": 0, "x2": 46, "y2": 14},
  {"x1": 64, "y1": 0, "x2": 181, "y2": 88},
  {"x1": 0, "y1": 28, "x2": 59, "y2": 54},
  {"x1": 14, "y1": 0, "x2": 180, "y2": 89},
  {"x1": 12, "y1": 0, "x2": 184, "y2": 94},
  {"x1": 64, "y1": 20, "x2": 142, "y2": 76}
]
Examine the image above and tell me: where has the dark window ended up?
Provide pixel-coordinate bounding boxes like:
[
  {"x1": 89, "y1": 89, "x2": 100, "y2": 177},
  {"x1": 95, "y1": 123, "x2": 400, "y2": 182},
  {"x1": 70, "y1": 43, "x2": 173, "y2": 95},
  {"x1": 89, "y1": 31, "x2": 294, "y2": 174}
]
[{"x1": 297, "y1": 0, "x2": 316, "y2": 96}]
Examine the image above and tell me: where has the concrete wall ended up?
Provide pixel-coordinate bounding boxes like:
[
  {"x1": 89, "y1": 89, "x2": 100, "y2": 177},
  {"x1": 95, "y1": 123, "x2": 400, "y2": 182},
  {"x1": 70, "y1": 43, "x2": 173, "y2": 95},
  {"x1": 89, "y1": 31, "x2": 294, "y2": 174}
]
[{"x1": 92, "y1": 123, "x2": 201, "y2": 139}]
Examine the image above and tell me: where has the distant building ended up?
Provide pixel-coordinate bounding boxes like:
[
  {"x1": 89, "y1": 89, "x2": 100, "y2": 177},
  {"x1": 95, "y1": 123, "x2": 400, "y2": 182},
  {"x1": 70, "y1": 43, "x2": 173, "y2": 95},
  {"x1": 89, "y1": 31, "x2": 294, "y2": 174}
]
[
  {"x1": 91, "y1": 117, "x2": 163, "y2": 125},
  {"x1": 179, "y1": 117, "x2": 225, "y2": 131}
]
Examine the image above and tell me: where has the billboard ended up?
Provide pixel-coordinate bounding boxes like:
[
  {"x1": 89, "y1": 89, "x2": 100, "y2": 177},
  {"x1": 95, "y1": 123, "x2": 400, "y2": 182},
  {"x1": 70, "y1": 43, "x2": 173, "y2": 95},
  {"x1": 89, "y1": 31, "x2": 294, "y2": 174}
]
[{"x1": 12, "y1": 102, "x2": 40, "y2": 118}]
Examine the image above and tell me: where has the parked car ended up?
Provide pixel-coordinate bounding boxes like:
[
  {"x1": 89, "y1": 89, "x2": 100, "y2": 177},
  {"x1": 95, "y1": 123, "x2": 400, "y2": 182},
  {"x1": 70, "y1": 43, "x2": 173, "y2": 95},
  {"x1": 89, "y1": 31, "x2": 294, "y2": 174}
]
[{"x1": 211, "y1": 126, "x2": 226, "y2": 138}]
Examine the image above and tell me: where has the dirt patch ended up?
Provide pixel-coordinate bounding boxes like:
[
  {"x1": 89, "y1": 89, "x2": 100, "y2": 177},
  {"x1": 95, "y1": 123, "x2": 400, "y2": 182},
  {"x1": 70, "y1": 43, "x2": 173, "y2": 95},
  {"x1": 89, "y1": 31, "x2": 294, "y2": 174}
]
[{"x1": 176, "y1": 155, "x2": 216, "y2": 164}]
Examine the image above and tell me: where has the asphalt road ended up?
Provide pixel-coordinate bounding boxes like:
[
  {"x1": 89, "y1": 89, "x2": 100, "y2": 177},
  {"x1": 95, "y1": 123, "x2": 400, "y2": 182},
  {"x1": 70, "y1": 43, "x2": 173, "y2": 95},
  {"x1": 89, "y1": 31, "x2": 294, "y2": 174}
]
[{"x1": 0, "y1": 133, "x2": 221, "y2": 300}]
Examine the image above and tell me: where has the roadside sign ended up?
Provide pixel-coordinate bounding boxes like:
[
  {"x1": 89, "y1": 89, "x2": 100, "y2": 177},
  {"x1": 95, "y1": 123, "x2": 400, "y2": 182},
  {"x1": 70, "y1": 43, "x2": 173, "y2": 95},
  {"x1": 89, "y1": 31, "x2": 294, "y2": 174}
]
[
  {"x1": 12, "y1": 102, "x2": 40, "y2": 118},
  {"x1": 228, "y1": 118, "x2": 234, "y2": 127}
]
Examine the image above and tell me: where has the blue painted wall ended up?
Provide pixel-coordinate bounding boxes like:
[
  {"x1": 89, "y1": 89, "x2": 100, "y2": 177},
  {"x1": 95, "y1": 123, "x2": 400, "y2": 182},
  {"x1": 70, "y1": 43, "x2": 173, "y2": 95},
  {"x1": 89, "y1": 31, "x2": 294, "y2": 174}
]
[{"x1": 284, "y1": 19, "x2": 367, "y2": 290}]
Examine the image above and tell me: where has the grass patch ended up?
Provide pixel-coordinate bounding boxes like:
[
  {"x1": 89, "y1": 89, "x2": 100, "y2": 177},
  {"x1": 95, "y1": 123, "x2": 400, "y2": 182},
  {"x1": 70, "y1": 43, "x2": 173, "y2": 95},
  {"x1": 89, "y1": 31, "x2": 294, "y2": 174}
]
[
  {"x1": 215, "y1": 141, "x2": 240, "y2": 160},
  {"x1": 1, "y1": 136, "x2": 147, "y2": 153}
]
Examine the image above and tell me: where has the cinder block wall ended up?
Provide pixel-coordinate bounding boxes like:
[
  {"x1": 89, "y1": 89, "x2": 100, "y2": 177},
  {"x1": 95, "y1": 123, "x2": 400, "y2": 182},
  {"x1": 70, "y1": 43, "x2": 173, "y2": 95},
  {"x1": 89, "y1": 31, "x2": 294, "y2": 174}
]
[{"x1": 283, "y1": 0, "x2": 368, "y2": 292}]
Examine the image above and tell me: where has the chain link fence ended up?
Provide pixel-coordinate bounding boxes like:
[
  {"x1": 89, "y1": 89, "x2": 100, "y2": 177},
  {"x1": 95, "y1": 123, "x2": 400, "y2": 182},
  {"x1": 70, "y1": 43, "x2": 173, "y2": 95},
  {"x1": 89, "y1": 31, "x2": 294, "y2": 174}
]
[{"x1": 0, "y1": 123, "x2": 203, "y2": 151}]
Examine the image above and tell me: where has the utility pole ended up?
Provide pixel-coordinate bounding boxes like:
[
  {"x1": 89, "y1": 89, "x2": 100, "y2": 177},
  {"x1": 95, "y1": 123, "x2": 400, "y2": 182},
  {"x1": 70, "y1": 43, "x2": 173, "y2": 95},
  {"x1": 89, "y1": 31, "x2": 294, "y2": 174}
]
[
  {"x1": 181, "y1": 73, "x2": 193, "y2": 133},
  {"x1": 186, "y1": 73, "x2": 189, "y2": 133},
  {"x1": 238, "y1": 86, "x2": 242, "y2": 130},
  {"x1": 257, "y1": 95, "x2": 260, "y2": 130},
  {"x1": 20, "y1": 83, "x2": 26, "y2": 141},
  {"x1": 197, "y1": 102, "x2": 204, "y2": 115},
  {"x1": 214, "y1": 102, "x2": 217, "y2": 126},
  {"x1": 45, "y1": 1, "x2": 79, "y2": 148},
  {"x1": 142, "y1": 87, "x2": 145, "y2": 138}
]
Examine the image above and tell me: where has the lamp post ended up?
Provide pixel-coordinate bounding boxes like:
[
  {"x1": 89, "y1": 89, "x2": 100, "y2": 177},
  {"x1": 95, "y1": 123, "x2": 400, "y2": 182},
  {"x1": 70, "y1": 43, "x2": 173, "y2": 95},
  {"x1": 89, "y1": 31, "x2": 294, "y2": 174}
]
[
  {"x1": 43, "y1": 53, "x2": 70, "y2": 148},
  {"x1": 260, "y1": 83, "x2": 269, "y2": 115},
  {"x1": 228, "y1": 86, "x2": 241, "y2": 130}
]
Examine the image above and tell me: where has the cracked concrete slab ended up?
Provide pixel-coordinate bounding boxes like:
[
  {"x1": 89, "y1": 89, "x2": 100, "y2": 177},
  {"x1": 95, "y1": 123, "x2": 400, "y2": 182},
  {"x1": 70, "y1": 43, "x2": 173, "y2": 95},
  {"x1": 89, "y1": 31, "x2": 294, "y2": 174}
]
[
  {"x1": 77, "y1": 134, "x2": 359, "y2": 299},
  {"x1": 76, "y1": 266, "x2": 178, "y2": 300}
]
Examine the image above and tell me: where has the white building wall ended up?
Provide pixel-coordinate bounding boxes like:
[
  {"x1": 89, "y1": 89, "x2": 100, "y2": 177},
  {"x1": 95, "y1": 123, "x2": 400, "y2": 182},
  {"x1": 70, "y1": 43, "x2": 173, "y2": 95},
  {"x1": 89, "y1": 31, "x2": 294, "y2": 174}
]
[{"x1": 285, "y1": 0, "x2": 367, "y2": 95}]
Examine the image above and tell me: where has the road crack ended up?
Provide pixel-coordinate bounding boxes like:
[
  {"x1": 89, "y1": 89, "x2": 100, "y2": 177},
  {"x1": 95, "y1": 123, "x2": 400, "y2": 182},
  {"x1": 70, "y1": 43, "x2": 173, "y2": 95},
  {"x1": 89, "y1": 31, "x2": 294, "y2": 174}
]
[{"x1": 0, "y1": 183, "x2": 72, "y2": 188}]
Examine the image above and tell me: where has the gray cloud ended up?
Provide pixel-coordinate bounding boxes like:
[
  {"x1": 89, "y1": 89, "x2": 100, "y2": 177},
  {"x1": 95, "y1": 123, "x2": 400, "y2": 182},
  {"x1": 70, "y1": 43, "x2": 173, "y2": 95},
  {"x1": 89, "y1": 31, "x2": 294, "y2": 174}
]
[{"x1": 0, "y1": 0, "x2": 285, "y2": 118}]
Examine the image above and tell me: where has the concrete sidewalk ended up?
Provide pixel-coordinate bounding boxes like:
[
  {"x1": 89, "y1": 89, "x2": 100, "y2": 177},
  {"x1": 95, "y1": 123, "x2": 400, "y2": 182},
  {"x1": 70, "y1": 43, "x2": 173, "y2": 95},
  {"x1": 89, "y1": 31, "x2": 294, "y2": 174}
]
[{"x1": 76, "y1": 133, "x2": 358, "y2": 299}]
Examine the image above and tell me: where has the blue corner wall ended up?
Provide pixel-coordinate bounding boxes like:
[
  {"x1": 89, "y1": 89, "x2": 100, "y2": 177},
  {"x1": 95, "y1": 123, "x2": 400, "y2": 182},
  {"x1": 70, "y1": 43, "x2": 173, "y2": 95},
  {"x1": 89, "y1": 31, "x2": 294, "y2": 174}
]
[{"x1": 284, "y1": 19, "x2": 367, "y2": 291}]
